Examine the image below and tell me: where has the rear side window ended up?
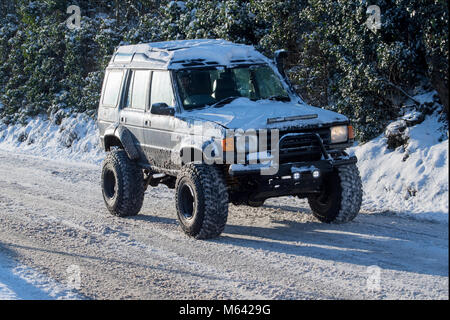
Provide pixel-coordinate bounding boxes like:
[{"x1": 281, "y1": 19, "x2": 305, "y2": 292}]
[
  {"x1": 102, "y1": 70, "x2": 124, "y2": 107},
  {"x1": 124, "y1": 70, "x2": 151, "y2": 110},
  {"x1": 151, "y1": 71, "x2": 175, "y2": 107}
]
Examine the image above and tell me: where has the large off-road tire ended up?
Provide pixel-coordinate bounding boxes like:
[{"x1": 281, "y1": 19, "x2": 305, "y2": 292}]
[
  {"x1": 101, "y1": 150, "x2": 145, "y2": 217},
  {"x1": 175, "y1": 163, "x2": 229, "y2": 239},
  {"x1": 308, "y1": 164, "x2": 362, "y2": 223}
]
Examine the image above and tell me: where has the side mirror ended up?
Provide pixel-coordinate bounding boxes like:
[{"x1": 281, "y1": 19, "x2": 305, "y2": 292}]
[
  {"x1": 274, "y1": 49, "x2": 288, "y2": 78},
  {"x1": 150, "y1": 103, "x2": 175, "y2": 116}
]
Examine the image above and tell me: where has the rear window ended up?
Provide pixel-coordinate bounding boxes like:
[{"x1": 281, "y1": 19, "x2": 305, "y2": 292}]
[{"x1": 102, "y1": 70, "x2": 124, "y2": 107}]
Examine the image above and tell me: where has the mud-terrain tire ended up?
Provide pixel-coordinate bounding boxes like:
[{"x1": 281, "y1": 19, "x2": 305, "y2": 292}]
[
  {"x1": 101, "y1": 150, "x2": 145, "y2": 217},
  {"x1": 308, "y1": 164, "x2": 362, "y2": 223},
  {"x1": 175, "y1": 163, "x2": 229, "y2": 239}
]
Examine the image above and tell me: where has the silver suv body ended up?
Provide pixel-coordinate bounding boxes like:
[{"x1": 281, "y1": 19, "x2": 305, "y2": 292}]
[{"x1": 97, "y1": 39, "x2": 362, "y2": 239}]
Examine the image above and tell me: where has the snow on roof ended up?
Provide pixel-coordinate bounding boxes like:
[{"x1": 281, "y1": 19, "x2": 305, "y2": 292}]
[{"x1": 112, "y1": 39, "x2": 270, "y2": 69}]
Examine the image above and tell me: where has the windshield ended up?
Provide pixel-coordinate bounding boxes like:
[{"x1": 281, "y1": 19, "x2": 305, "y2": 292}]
[{"x1": 175, "y1": 64, "x2": 290, "y2": 110}]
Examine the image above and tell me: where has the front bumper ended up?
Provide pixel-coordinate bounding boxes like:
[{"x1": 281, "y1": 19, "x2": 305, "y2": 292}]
[
  {"x1": 228, "y1": 131, "x2": 357, "y2": 177},
  {"x1": 228, "y1": 156, "x2": 357, "y2": 200},
  {"x1": 228, "y1": 155, "x2": 357, "y2": 176}
]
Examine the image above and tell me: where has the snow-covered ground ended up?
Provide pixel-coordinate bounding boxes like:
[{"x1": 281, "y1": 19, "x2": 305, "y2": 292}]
[
  {"x1": 0, "y1": 252, "x2": 80, "y2": 300},
  {"x1": 0, "y1": 148, "x2": 447, "y2": 299},
  {"x1": 0, "y1": 113, "x2": 101, "y2": 299}
]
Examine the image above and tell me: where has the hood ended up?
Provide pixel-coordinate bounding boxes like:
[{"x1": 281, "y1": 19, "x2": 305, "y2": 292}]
[{"x1": 183, "y1": 98, "x2": 348, "y2": 130}]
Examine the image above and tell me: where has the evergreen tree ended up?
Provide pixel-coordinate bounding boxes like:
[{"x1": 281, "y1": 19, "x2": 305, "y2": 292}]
[{"x1": 0, "y1": 0, "x2": 447, "y2": 140}]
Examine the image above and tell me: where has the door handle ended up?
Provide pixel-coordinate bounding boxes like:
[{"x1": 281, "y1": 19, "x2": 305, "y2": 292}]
[
  {"x1": 145, "y1": 120, "x2": 151, "y2": 126},
  {"x1": 120, "y1": 117, "x2": 126, "y2": 123}
]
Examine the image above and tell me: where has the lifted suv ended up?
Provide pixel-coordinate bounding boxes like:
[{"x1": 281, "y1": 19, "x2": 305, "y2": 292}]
[{"x1": 97, "y1": 39, "x2": 363, "y2": 239}]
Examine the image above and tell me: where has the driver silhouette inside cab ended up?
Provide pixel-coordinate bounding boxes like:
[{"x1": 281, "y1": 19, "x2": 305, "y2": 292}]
[
  {"x1": 212, "y1": 71, "x2": 239, "y2": 101},
  {"x1": 177, "y1": 72, "x2": 216, "y2": 108}
]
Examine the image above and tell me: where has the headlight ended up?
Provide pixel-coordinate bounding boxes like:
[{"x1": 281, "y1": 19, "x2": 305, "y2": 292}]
[{"x1": 330, "y1": 125, "x2": 348, "y2": 143}]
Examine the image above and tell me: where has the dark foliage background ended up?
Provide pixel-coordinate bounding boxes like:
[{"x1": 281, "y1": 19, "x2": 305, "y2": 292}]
[{"x1": 0, "y1": 0, "x2": 448, "y2": 141}]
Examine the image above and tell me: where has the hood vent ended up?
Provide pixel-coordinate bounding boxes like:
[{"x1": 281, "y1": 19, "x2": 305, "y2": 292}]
[{"x1": 267, "y1": 114, "x2": 318, "y2": 124}]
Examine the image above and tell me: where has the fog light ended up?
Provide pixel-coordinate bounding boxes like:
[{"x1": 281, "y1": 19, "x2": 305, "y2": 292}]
[
  {"x1": 293, "y1": 172, "x2": 301, "y2": 180},
  {"x1": 312, "y1": 170, "x2": 320, "y2": 178}
]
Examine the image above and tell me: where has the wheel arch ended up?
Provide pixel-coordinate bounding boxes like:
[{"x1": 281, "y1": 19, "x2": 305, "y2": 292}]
[
  {"x1": 103, "y1": 125, "x2": 140, "y2": 161},
  {"x1": 179, "y1": 146, "x2": 205, "y2": 165},
  {"x1": 104, "y1": 135, "x2": 123, "y2": 151}
]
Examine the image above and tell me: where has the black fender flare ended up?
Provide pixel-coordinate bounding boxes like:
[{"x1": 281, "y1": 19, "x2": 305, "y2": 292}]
[
  {"x1": 115, "y1": 125, "x2": 140, "y2": 161},
  {"x1": 179, "y1": 140, "x2": 221, "y2": 165},
  {"x1": 104, "y1": 124, "x2": 140, "y2": 161}
]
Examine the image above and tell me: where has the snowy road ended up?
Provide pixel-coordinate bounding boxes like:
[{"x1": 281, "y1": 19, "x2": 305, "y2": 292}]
[{"x1": 0, "y1": 148, "x2": 448, "y2": 299}]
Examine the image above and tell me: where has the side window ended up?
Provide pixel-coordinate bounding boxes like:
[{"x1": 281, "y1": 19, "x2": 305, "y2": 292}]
[
  {"x1": 102, "y1": 70, "x2": 124, "y2": 107},
  {"x1": 124, "y1": 70, "x2": 151, "y2": 110},
  {"x1": 124, "y1": 71, "x2": 134, "y2": 109},
  {"x1": 151, "y1": 71, "x2": 175, "y2": 107}
]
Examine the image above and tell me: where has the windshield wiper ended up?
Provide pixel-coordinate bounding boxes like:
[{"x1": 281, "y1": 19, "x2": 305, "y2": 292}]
[
  {"x1": 210, "y1": 96, "x2": 240, "y2": 108},
  {"x1": 267, "y1": 95, "x2": 291, "y2": 102}
]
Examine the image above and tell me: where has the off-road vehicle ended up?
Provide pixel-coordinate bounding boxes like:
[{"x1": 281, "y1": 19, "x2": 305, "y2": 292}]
[{"x1": 97, "y1": 39, "x2": 363, "y2": 239}]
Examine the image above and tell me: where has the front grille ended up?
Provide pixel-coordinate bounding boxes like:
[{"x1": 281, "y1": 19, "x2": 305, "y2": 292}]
[
  {"x1": 240, "y1": 128, "x2": 330, "y2": 164},
  {"x1": 277, "y1": 128, "x2": 330, "y2": 163}
]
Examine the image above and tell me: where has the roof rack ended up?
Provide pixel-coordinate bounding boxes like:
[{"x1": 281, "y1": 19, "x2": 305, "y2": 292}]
[{"x1": 109, "y1": 39, "x2": 269, "y2": 70}]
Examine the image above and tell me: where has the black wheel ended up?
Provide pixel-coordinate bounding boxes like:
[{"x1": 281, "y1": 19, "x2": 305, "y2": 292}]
[
  {"x1": 101, "y1": 150, "x2": 145, "y2": 217},
  {"x1": 308, "y1": 164, "x2": 362, "y2": 223},
  {"x1": 175, "y1": 163, "x2": 229, "y2": 239}
]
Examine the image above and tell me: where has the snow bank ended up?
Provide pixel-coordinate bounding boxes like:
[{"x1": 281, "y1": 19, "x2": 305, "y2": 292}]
[
  {"x1": 349, "y1": 109, "x2": 448, "y2": 223},
  {"x1": 0, "y1": 113, "x2": 103, "y2": 164}
]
